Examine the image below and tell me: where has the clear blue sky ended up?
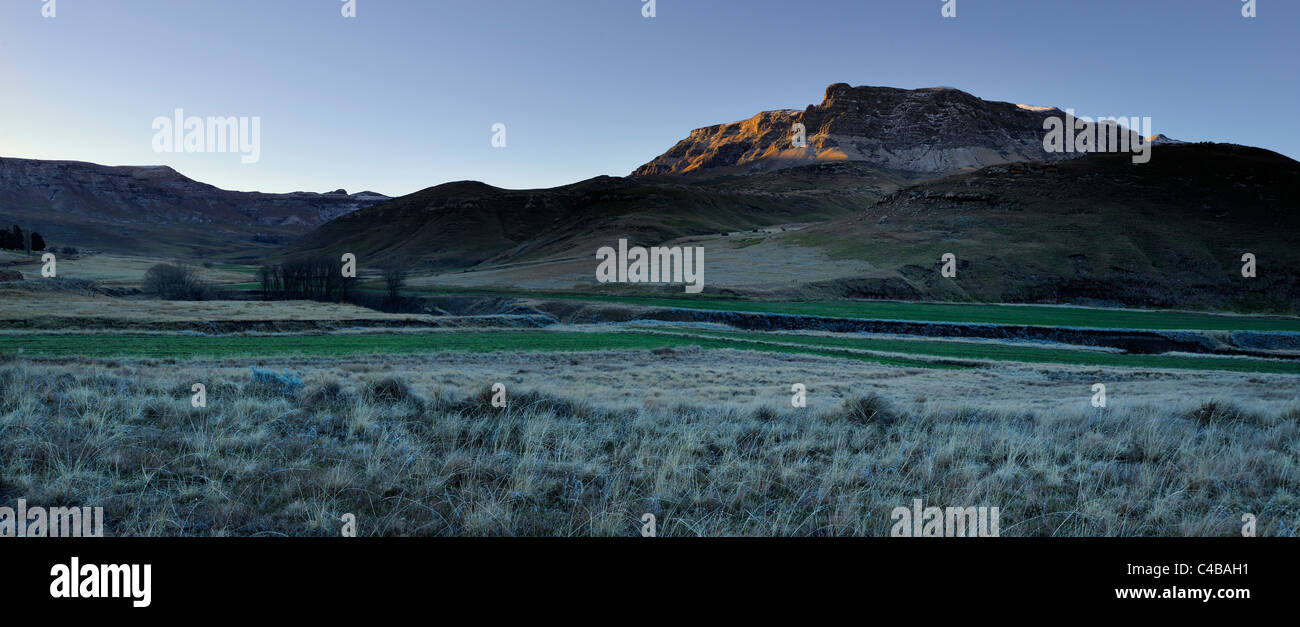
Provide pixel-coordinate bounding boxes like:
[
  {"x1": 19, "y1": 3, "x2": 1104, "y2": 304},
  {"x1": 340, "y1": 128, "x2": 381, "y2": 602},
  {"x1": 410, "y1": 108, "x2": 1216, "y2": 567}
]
[{"x1": 1, "y1": 0, "x2": 1295, "y2": 196}]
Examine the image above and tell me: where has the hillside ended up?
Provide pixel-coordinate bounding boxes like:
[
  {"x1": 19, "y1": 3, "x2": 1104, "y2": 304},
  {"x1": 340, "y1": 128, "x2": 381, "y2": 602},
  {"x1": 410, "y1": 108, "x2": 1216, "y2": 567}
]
[
  {"x1": 788, "y1": 143, "x2": 1300, "y2": 311},
  {"x1": 0, "y1": 157, "x2": 387, "y2": 261},
  {"x1": 280, "y1": 161, "x2": 907, "y2": 270}
]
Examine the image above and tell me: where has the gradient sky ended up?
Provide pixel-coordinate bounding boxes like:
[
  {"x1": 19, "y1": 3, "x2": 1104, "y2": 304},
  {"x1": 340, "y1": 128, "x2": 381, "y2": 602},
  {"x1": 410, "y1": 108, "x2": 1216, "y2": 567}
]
[{"x1": 1, "y1": 0, "x2": 1296, "y2": 196}]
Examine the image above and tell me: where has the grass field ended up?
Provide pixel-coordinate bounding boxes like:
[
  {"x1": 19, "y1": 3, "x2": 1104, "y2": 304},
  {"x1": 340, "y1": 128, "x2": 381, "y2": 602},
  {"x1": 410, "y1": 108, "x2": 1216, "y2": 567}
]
[
  {"x1": 635, "y1": 327, "x2": 1300, "y2": 375},
  {"x1": 3, "y1": 278, "x2": 1297, "y2": 537},
  {"x1": 0, "y1": 330, "x2": 952, "y2": 369},
  {"x1": 4, "y1": 327, "x2": 1299, "y2": 374},
  {"x1": 0, "y1": 290, "x2": 425, "y2": 323},
  {"x1": 1, "y1": 253, "x2": 257, "y2": 287},
  {"x1": 405, "y1": 287, "x2": 1300, "y2": 332},
  {"x1": 81, "y1": 251, "x2": 1300, "y2": 331},
  {"x1": 3, "y1": 359, "x2": 1295, "y2": 536}
]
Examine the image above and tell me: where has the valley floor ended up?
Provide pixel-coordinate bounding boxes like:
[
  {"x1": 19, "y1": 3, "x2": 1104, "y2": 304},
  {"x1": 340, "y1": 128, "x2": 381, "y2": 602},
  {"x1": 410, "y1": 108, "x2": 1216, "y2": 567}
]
[{"x1": 1, "y1": 280, "x2": 1297, "y2": 536}]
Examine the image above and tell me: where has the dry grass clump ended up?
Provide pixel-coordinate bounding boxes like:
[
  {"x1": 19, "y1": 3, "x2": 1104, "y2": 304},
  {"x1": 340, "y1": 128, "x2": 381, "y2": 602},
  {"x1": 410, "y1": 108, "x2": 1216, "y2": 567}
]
[
  {"x1": 0, "y1": 359, "x2": 1296, "y2": 537},
  {"x1": 301, "y1": 380, "x2": 353, "y2": 411},
  {"x1": 364, "y1": 376, "x2": 419, "y2": 405},
  {"x1": 838, "y1": 393, "x2": 898, "y2": 426},
  {"x1": 1185, "y1": 400, "x2": 1262, "y2": 427}
]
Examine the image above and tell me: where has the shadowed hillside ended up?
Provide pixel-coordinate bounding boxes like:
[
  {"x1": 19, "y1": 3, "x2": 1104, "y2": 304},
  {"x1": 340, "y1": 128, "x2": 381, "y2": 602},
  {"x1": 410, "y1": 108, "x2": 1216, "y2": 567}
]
[
  {"x1": 790, "y1": 143, "x2": 1300, "y2": 312},
  {"x1": 281, "y1": 162, "x2": 906, "y2": 270}
]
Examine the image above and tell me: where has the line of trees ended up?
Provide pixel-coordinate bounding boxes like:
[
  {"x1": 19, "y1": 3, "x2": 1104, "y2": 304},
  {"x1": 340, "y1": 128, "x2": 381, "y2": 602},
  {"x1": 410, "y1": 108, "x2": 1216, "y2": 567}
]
[
  {"x1": 259, "y1": 255, "x2": 357, "y2": 302},
  {"x1": 0, "y1": 225, "x2": 45, "y2": 253},
  {"x1": 258, "y1": 255, "x2": 413, "y2": 311}
]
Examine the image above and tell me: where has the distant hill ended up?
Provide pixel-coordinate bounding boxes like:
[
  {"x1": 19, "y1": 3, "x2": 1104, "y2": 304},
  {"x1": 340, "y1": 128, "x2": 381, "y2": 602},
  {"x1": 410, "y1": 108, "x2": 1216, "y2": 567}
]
[
  {"x1": 633, "y1": 83, "x2": 1075, "y2": 178},
  {"x1": 789, "y1": 143, "x2": 1300, "y2": 312},
  {"x1": 280, "y1": 161, "x2": 906, "y2": 270},
  {"x1": 0, "y1": 157, "x2": 388, "y2": 261}
]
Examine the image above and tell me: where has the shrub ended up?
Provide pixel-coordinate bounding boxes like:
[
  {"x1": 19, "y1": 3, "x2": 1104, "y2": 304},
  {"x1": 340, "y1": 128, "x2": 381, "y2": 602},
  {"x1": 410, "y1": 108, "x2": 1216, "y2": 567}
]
[{"x1": 142, "y1": 263, "x2": 211, "y2": 300}]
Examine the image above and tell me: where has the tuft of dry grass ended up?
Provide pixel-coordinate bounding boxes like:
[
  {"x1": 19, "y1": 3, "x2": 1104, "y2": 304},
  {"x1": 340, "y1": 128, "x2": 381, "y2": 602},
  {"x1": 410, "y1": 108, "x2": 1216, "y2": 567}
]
[{"x1": 0, "y1": 359, "x2": 1296, "y2": 537}]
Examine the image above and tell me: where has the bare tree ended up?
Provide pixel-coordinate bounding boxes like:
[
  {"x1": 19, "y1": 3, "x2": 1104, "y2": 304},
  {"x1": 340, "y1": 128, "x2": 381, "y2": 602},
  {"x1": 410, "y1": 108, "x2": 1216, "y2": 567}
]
[{"x1": 381, "y1": 259, "x2": 411, "y2": 309}]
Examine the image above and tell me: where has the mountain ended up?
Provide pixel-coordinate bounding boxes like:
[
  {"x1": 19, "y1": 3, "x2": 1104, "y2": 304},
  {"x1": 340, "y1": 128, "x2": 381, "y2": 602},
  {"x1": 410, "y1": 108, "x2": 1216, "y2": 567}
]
[
  {"x1": 789, "y1": 143, "x2": 1300, "y2": 311},
  {"x1": 0, "y1": 157, "x2": 388, "y2": 261},
  {"x1": 284, "y1": 84, "x2": 1300, "y2": 313},
  {"x1": 18, "y1": 83, "x2": 1296, "y2": 313},
  {"x1": 1147, "y1": 134, "x2": 1187, "y2": 145},
  {"x1": 285, "y1": 84, "x2": 1087, "y2": 274},
  {"x1": 633, "y1": 84, "x2": 1075, "y2": 178},
  {"x1": 280, "y1": 162, "x2": 905, "y2": 270}
]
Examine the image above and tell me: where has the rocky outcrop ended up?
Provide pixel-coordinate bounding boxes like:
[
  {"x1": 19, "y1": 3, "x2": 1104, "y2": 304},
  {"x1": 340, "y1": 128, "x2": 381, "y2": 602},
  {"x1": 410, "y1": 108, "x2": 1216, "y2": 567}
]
[{"x1": 633, "y1": 83, "x2": 1075, "y2": 178}]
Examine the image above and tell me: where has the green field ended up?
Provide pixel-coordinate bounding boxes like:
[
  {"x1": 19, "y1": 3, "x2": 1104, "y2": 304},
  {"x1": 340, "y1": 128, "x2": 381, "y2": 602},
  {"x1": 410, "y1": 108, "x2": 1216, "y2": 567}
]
[
  {"x1": 402, "y1": 288, "x2": 1300, "y2": 332},
  {"x1": 636, "y1": 327, "x2": 1300, "y2": 375},
  {"x1": 0, "y1": 330, "x2": 949, "y2": 369},
  {"x1": 215, "y1": 276, "x2": 1300, "y2": 331},
  {"x1": 4, "y1": 327, "x2": 1298, "y2": 374}
]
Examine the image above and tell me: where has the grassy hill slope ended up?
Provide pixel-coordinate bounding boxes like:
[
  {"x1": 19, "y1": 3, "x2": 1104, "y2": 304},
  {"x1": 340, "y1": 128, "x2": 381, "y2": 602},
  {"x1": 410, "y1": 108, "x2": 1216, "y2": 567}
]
[
  {"x1": 281, "y1": 162, "x2": 906, "y2": 270},
  {"x1": 788, "y1": 143, "x2": 1300, "y2": 312}
]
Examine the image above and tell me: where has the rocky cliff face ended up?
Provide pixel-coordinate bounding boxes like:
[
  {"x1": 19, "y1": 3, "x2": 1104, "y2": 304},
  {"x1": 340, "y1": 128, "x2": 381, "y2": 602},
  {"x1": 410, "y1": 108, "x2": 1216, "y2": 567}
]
[
  {"x1": 0, "y1": 157, "x2": 388, "y2": 259},
  {"x1": 633, "y1": 84, "x2": 1075, "y2": 178}
]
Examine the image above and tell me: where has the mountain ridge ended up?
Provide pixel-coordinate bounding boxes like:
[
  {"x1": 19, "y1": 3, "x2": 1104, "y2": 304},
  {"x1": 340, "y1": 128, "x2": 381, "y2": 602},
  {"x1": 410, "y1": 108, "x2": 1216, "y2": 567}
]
[
  {"x1": 633, "y1": 83, "x2": 1076, "y2": 178},
  {"x1": 0, "y1": 156, "x2": 389, "y2": 261}
]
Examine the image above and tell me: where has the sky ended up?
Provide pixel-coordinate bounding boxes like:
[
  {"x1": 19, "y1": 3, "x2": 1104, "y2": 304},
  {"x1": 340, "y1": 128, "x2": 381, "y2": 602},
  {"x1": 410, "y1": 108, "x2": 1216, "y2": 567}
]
[{"x1": 0, "y1": 0, "x2": 1296, "y2": 196}]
